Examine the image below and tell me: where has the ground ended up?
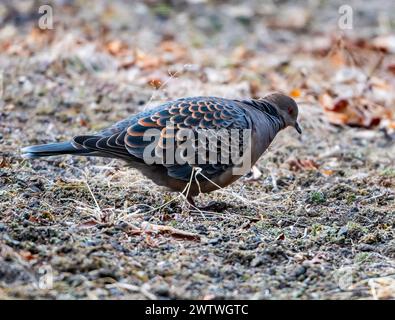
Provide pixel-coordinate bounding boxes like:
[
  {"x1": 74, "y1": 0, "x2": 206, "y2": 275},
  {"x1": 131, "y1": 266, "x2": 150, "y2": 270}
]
[{"x1": 0, "y1": 0, "x2": 394, "y2": 299}]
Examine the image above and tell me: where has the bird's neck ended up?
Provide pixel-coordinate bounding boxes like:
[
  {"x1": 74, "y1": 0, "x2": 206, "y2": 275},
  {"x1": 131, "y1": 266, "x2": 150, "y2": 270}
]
[{"x1": 241, "y1": 99, "x2": 286, "y2": 131}]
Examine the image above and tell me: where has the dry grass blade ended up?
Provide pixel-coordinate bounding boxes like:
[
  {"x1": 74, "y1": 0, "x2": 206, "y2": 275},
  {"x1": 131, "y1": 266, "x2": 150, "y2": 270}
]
[{"x1": 141, "y1": 221, "x2": 201, "y2": 241}]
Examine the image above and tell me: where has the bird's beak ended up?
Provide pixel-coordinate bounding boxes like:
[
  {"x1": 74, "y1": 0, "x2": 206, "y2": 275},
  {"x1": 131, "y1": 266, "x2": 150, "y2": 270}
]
[{"x1": 294, "y1": 122, "x2": 302, "y2": 134}]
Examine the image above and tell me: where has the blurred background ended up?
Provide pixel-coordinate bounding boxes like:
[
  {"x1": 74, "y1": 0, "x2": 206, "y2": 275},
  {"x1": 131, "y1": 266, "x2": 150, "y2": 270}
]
[
  {"x1": 0, "y1": 0, "x2": 394, "y2": 300},
  {"x1": 1, "y1": 0, "x2": 395, "y2": 131}
]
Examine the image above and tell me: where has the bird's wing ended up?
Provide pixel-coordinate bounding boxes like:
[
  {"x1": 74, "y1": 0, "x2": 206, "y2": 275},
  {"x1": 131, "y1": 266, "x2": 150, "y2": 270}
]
[
  {"x1": 71, "y1": 104, "x2": 167, "y2": 160},
  {"x1": 73, "y1": 97, "x2": 251, "y2": 181}
]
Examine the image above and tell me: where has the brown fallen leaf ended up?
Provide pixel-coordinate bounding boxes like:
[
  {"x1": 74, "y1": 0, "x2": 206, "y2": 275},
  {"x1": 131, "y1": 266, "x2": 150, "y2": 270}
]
[
  {"x1": 387, "y1": 64, "x2": 395, "y2": 75},
  {"x1": 159, "y1": 40, "x2": 187, "y2": 63},
  {"x1": 20, "y1": 250, "x2": 37, "y2": 261},
  {"x1": 141, "y1": 222, "x2": 200, "y2": 241},
  {"x1": 28, "y1": 215, "x2": 39, "y2": 223},
  {"x1": 319, "y1": 93, "x2": 334, "y2": 110},
  {"x1": 105, "y1": 39, "x2": 129, "y2": 56},
  {"x1": 135, "y1": 50, "x2": 162, "y2": 70},
  {"x1": 105, "y1": 40, "x2": 136, "y2": 69},
  {"x1": 144, "y1": 233, "x2": 159, "y2": 247},
  {"x1": 245, "y1": 165, "x2": 262, "y2": 181},
  {"x1": 319, "y1": 93, "x2": 392, "y2": 128},
  {"x1": 231, "y1": 45, "x2": 254, "y2": 66},
  {"x1": 372, "y1": 35, "x2": 395, "y2": 53},
  {"x1": 329, "y1": 49, "x2": 347, "y2": 68},
  {"x1": 288, "y1": 158, "x2": 319, "y2": 171},
  {"x1": 0, "y1": 157, "x2": 10, "y2": 168},
  {"x1": 276, "y1": 233, "x2": 285, "y2": 241},
  {"x1": 290, "y1": 88, "x2": 301, "y2": 98},
  {"x1": 321, "y1": 169, "x2": 335, "y2": 176},
  {"x1": 368, "y1": 277, "x2": 395, "y2": 300},
  {"x1": 145, "y1": 72, "x2": 167, "y2": 89},
  {"x1": 332, "y1": 98, "x2": 349, "y2": 112},
  {"x1": 148, "y1": 78, "x2": 162, "y2": 89},
  {"x1": 27, "y1": 27, "x2": 55, "y2": 46}
]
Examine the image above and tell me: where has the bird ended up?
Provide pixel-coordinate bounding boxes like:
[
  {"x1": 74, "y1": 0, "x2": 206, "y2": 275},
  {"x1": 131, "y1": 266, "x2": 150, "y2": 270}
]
[{"x1": 21, "y1": 93, "x2": 301, "y2": 206}]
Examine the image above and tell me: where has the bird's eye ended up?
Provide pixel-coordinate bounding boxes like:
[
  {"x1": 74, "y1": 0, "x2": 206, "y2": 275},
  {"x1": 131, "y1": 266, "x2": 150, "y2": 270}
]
[{"x1": 287, "y1": 106, "x2": 293, "y2": 115}]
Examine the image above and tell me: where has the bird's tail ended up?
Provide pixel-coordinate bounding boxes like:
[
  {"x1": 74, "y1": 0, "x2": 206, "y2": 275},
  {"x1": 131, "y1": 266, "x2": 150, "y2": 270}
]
[{"x1": 21, "y1": 141, "x2": 90, "y2": 159}]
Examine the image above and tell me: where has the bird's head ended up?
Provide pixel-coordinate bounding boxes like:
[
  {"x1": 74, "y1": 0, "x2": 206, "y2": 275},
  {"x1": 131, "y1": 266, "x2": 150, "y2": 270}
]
[{"x1": 264, "y1": 92, "x2": 302, "y2": 134}]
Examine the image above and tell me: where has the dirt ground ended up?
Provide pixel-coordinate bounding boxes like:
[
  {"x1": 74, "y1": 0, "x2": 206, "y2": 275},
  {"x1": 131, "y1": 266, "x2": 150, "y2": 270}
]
[{"x1": 0, "y1": 0, "x2": 394, "y2": 299}]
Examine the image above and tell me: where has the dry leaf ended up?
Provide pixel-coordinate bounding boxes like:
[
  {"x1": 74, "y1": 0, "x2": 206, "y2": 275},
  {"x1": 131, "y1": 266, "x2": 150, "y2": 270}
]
[
  {"x1": 290, "y1": 88, "x2": 301, "y2": 98},
  {"x1": 148, "y1": 78, "x2": 162, "y2": 89},
  {"x1": 330, "y1": 50, "x2": 346, "y2": 67},
  {"x1": 105, "y1": 40, "x2": 129, "y2": 56},
  {"x1": 319, "y1": 93, "x2": 392, "y2": 128},
  {"x1": 288, "y1": 158, "x2": 319, "y2": 171},
  {"x1": 319, "y1": 93, "x2": 334, "y2": 110},
  {"x1": 136, "y1": 50, "x2": 162, "y2": 70},
  {"x1": 231, "y1": 45, "x2": 253, "y2": 66},
  {"x1": 372, "y1": 35, "x2": 395, "y2": 53},
  {"x1": 368, "y1": 277, "x2": 395, "y2": 300},
  {"x1": 28, "y1": 216, "x2": 38, "y2": 223},
  {"x1": 20, "y1": 250, "x2": 37, "y2": 261},
  {"x1": 27, "y1": 27, "x2": 54, "y2": 46},
  {"x1": 321, "y1": 169, "x2": 335, "y2": 176},
  {"x1": 159, "y1": 40, "x2": 186, "y2": 62},
  {"x1": 145, "y1": 71, "x2": 168, "y2": 89},
  {"x1": 387, "y1": 64, "x2": 395, "y2": 75},
  {"x1": 276, "y1": 233, "x2": 285, "y2": 241},
  {"x1": 0, "y1": 157, "x2": 9, "y2": 168},
  {"x1": 332, "y1": 99, "x2": 349, "y2": 112}
]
